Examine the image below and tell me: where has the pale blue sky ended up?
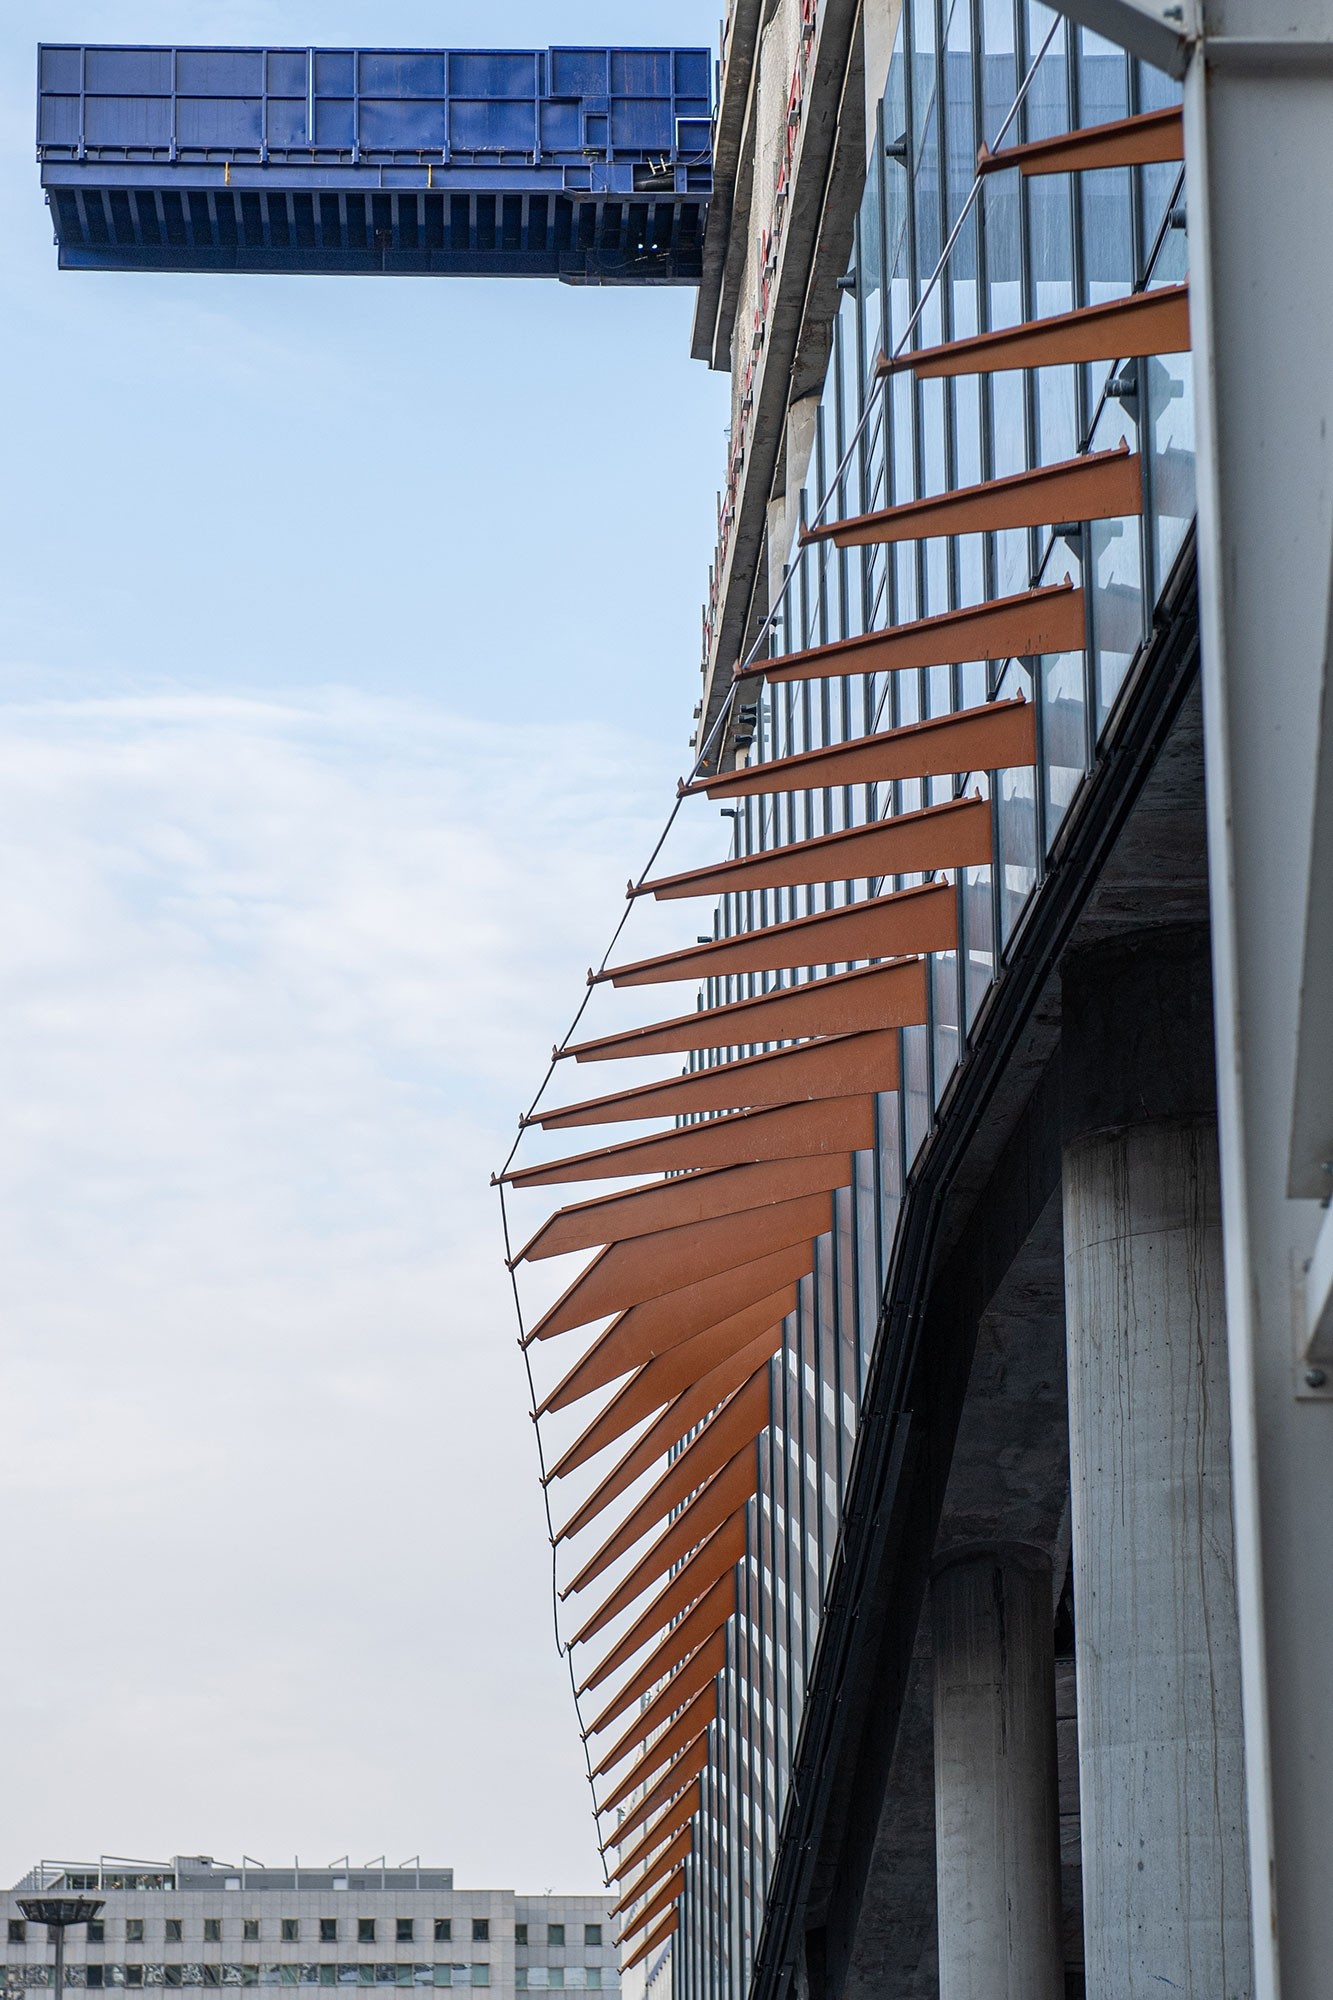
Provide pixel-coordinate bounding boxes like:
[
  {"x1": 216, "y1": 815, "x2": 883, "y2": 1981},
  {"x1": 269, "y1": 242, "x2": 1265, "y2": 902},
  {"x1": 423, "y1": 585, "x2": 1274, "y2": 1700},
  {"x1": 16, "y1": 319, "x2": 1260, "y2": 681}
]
[{"x1": 0, "y1": 1, "x2": 729, "y2": 1894}]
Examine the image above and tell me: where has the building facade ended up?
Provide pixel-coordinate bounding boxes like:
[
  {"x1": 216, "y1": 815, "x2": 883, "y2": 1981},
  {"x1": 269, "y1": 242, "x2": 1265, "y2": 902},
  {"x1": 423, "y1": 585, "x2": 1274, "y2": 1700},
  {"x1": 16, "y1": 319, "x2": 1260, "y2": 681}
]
[
  {"x1": 505, "y1": 3, "x2": 1333, "y2": 1999},
  {"x1": 3, "y1": 1863, "x2": 615, "y2": 2000},
  {"x1": 31, "y1": 7, "x2": 1333, "y2": 1997}
]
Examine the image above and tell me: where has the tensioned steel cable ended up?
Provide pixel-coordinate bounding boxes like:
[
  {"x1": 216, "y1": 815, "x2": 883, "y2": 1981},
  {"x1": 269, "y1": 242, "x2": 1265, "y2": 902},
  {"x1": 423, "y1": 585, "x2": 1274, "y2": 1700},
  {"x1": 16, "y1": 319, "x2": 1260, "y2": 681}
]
[{"x1": 493, "y1": 9, "x2": 1064, "y2": 1888}]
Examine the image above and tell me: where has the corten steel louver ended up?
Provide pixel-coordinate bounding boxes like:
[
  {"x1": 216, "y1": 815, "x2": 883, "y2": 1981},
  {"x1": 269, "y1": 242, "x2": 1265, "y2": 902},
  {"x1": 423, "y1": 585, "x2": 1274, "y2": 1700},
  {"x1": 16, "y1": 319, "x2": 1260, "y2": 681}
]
[
  {"x1": 549, "y1": 1319, "x2": 784, "y2": 1480},
  {"x1": 538, "y1": 1246, "x2": 811, "y2": 1411},
  {"x1": 610, "y1": 1781, "x2": 705, "y2": 1879},
  {"x1": 879, "y1": 283, "x2": 1190, "y2": 378},
  {"x1": 570, "y1": 1456, "x2": 759, "y2": 1645},
  {"x1": 593, "y1": 882, "x2": 958, "y2": 991},
  {"x1": 621, "y1": 1912, "x2": 679, "y2": 1972},
  {"x1": 583, "y1": 1516, "x2": 749, "y2": 1700},
  {"x1": 592, "y1": 1633, "x2": 732, "y2": 1772},
  {"x1": 635, "y1": 795, "x2": 991, "y2": 902},
  {"x1": 977, "y1": 103, "x2": 1183, "y2": 176},
  {"x1": 598, "y1": 1683, "x2": 719, "y2": 1812},
  {"x1": 685, "y1": 697, "x2": 1035, "y2": 802},
  {"x1": 512, "y1": 1153, "x2": 855, "y2": 1264},
  {"x1": 747, "y1": 583, "x2": 1084, "y2": 686},
  {"x1": 528, "y1": 1026, "x2": 905, "y2": 1137},
  {"x1": 799, "y1": 444, "x2": 1142, "y2": 549},
  {"x1": 588, "y1": 1583, "x2": 738, "y2": 1733},
  {"x1": 614, "y1": 1856, "x2": 691, "y2": 1934},
  {"x1": 567, "y1": 1371, "x2": 772, "y2": 1596},
  {"x1": 560, "y1": 959, "x2": 929, "y2": 1064},
  {"x1": 557, "y1": 1331, "x2": 780, "y2": 1523},
  {"x1": 528, "y1": 1191, "x2": 833, "y2": 1342},
  {"x1": 604, "y1": 1735, "x2": 712, "y2": 1848},
  {"x1": 506, "y1": 1096, "x2": 876, "y2": 1191},
  {"x1": 615, "y1": 1855, "x2": 690, "y2": 1935}
]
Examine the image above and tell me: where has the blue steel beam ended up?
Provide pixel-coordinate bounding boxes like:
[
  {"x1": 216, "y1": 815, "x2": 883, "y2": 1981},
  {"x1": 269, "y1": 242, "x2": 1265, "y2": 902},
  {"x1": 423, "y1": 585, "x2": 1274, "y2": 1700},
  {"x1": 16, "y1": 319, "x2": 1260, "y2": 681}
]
[{"x1": 36, "y1": 44, "x2": 714, "y2": 284}]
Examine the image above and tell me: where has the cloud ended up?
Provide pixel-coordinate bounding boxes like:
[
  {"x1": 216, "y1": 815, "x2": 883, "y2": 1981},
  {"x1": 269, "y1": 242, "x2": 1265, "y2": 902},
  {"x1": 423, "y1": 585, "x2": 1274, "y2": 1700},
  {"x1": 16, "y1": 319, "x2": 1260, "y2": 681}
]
[{"x1": 0, "y1": 681, "x2": 699, "y2": 1889}]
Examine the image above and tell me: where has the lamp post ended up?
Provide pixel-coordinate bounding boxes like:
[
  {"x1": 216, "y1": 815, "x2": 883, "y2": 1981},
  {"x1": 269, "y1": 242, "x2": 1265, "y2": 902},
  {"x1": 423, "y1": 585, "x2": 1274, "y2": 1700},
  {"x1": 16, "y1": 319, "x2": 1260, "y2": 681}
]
[{"x1": 17, "y1": 1897, "x2": 105, "y2": 2000}]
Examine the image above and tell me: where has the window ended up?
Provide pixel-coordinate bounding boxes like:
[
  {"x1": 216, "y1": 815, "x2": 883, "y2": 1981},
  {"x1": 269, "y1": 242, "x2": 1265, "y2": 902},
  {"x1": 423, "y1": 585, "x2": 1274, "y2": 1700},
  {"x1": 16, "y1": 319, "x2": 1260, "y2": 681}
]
[
  {"x1": 125, "y1": 1970, "x2": 144, "y2": 1988},
  {"x1": 545, "y1": 1930, "x2": 563, "y2": 1951},
  {"x1": 430, "y1": 1974, "x2": 451, "y2": 1990},
  {"x1": 395, "y1": 1971, "x2": 412, "y2": 1988},
  {"x1": 244, "y1": 1922, "x2": 260, "y2": 1944},
  {"x1": 395, "y1": 1925, "x2": 413, "y2": 1947},
  {"x1": 357, "y1": 1972, "x2": 374, "y2": 1987},
  {"x1": 526, "y1": 1974, "x2": 549, "y2": 1991},
  {"x1": 282, "y1": 1924, "x2": 300, "y2": 1945},
  {"x1": 165, "y1": 1970, "x2": 183, "y2": 1987},
  {"x1": 204, "y1": 1923, "x2": 221, "y2": 1945},
  {"x1": 357, "y1": 1925, "x2": 375, "y2": 1947},
  {"x1": 8, "y1": 1922, "x2": 26, "y2": 1944},
  {"x1": 241, "y1": 1973, "x2": 258, "y2": 1989},
  {"x1": 126, "y1": 1925, "x2": 145, "y2": 1946},
  {"x1": 586, "y1": 1974, "x2": 602, "y2": 1991},
  {"x1": 469, "y1": 1925, "x2": 487, "y2": 1947},
  {"x1": 280, "y1": 1969, "x2": 299, "y2": 1987},
  {"x1": 432, "y1": 1925, "x2": 450, "y2": 1947},
  {"x1": 318, "y1": 1970, "x2": 336, "y2": 1988},
  {"x1": 202, "y1": 1971, "x2": 221, "y2": 1988},
  {"x1": 581, "y1": 1931, "x2": 600, "y2": 1952},
  {"x1": 165, "y1": 1922, "x2": 183, "y2": 1945},
  {"x1": 549, "y1": 1974, "x2": 564, "y2": 1991},
  {"x1": 87, "y1": 1971, "x2": 104, "y2": 1989},
  {"x1": 319, "y1": 1923, "x2": 337, "y2": 1946},
  {"x1": 470, "y1": 1971, "x2": 489, "y2": 1990},
  {"x1": 88, "y1": 1924, "x2": 105, "y2": 1945},
  {"x1": 515, "y1": 1978, "x2": 526, "y2": 1993}
]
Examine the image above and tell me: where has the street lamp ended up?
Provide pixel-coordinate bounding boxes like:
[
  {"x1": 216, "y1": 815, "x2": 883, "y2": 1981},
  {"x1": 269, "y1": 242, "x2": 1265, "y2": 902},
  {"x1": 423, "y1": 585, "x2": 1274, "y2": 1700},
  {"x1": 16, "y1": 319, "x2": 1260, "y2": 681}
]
[{"x1": 17, "y1": 1898, "x2": 105, "y2": 2000}]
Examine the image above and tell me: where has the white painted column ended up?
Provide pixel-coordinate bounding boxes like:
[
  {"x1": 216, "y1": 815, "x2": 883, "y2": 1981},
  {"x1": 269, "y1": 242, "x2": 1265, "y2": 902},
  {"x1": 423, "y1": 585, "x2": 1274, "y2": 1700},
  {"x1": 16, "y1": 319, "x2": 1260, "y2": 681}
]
[
  {"x1": 931, "y1": 1544, "x2": 1063, "y2": 2000},
  {"x1": 1062, "y1": 932, "x2": 1251, "y2": 2000}
]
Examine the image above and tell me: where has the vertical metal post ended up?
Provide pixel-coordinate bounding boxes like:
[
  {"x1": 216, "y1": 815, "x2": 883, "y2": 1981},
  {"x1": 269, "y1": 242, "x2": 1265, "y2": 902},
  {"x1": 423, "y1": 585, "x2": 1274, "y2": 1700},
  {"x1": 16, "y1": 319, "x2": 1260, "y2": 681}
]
[
  {"x1": 53, "y1": 1924, "x2": 65, "y2": 2000},
  {"x1": 1182, "y1": 6, "x2": 1333, "y2": 1993}
]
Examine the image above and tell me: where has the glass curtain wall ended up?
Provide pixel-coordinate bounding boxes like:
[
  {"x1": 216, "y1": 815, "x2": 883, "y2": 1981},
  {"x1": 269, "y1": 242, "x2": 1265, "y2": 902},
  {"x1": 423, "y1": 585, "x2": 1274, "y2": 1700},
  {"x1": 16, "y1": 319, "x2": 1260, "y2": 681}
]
[{"x1": 677, "y1": 6, "x2": 1191, "y2": 1999}]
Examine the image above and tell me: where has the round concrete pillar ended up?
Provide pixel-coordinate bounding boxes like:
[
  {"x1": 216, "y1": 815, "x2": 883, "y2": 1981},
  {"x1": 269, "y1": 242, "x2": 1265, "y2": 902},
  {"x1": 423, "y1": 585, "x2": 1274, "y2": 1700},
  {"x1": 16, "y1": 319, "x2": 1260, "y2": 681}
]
[
  {"x1": 1062, "y1": 931, "x2": 1251, "y2": 1999},
  {"x1": 931, "y1": 1543, "x2": 1064, "y2": 2000}
]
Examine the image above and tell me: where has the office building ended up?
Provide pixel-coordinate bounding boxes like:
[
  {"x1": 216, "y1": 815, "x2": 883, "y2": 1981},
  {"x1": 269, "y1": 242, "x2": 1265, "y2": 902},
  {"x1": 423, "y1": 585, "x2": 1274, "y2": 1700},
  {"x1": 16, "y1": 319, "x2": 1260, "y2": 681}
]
[{"x1": 2, "y1": 1861, "x2": 615, "y2": 2000}]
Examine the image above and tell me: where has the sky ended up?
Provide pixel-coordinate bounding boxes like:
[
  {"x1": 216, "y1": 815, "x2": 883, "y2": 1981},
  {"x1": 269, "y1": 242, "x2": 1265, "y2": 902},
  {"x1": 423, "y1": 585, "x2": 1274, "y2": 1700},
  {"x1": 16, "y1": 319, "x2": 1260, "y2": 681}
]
[{"x1": 0, "y1": 0, "x2": 730, "y2": 1894}]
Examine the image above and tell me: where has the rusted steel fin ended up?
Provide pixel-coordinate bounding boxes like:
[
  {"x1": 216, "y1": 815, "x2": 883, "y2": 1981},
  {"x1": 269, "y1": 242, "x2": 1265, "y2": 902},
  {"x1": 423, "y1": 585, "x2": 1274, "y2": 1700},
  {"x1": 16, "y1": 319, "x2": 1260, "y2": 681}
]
[
  {"x1": 879, "y1": 283, "x2": 1189, "y2": 379},
  {"x1": 595, "y1": 1688, "x2": 717, "y2": 1815},
  {"x1": 560, "y1": 961, "x2": 928, "y2": 1066},
  {"x1": 539, "y1": 1252, "x2": 806, "y2": 1417},
  {"x1": 977, "y1": 104, "x2": 1183, "y2": 177},
  {"x1": 682, "y1": 698, "x2": 1034, "y2": 804},
  {"x1": 570, "y1": 1457, "x2": 758, "y2": 1648},
  {"x1": 513, "y1": 1153, "x2": 852, "y2": 1265},
  {"x1": 579, "y1": 1516, "x2": 748, "y2": 1695},
  {"x1": 594, "y1": 883, "x2": 958, "y2": 993},
  {"x1": 799, "y1": 444, "x2": 1140, "y2": 550},
  {"x1": 529, "y1": 1026, "x2": 904, "y2": 1135},
  {"x1": 508, "y1": 1096, "x2": 875, "y2": 1190},
  {"x1": 566, "y1": 1371, "x2": 771, "y2": 1598},
  {"x1": 750, "y1": 583, "x2": 1084, "y2": 687},
  {"x1": 526, "y1": 1191, "x2": 832, "y2": 1344},
  {"x1": 636, "y1": 794, "x2": 991, "y2": 902}
]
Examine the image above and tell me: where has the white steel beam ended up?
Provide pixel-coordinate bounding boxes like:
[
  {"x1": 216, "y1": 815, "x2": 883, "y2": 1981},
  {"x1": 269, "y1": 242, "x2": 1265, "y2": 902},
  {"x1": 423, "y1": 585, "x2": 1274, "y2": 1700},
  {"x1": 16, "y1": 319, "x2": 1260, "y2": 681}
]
[
  {"x1": 1183, "y1": 6, "x2": 1333, "y2": 1999},
  {"x1": 1054, "y1": 0, "x2": 1191, "y2": 74}
]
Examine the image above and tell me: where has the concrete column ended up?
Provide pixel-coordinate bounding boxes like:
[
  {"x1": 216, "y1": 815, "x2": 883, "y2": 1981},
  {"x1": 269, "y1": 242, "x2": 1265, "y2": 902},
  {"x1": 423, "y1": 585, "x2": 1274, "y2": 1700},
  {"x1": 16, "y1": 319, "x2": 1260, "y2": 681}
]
[
  {"x1": 931, "y1": 1543, "x2": 1064, "y2": 2000},
  {"x1": 1061, "y1": 930, "x2": 1251, "y2": 2000}
]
